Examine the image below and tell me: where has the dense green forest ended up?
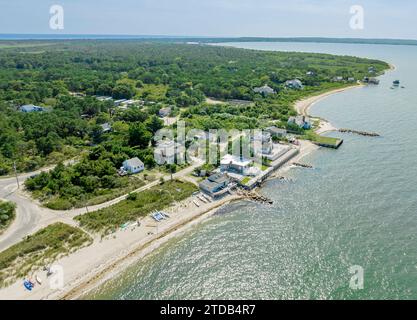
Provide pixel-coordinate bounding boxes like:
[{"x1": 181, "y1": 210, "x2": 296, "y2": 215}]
[{"x1": 0, "y1": 40, "x2": 389, "y2": 208}]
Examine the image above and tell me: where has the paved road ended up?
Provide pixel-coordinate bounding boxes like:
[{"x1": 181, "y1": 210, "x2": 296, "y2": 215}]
[{"x1": 0, "y1": 160, "x2": 202, "y2": 252}]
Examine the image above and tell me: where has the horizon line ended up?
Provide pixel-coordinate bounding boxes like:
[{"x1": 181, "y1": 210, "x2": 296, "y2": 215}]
[{"x1": 1, "y1": 33, "x2": 417, "y2": 42}]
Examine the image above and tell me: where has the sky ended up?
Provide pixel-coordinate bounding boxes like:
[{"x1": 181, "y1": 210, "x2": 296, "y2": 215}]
[{"x1": 0, "y1": 0, "x2": 416, "y2": 39}]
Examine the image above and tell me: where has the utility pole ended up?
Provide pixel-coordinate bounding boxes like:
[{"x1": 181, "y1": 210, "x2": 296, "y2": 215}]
[
  {"x1": 13, "y1": 161, "x2": 20, "y2": 189},
  {"x1": 82, "y1": 195, "x2": 89, "y2": 213}
]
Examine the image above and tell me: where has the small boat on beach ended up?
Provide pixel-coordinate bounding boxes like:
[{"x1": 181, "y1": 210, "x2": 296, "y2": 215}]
[
  {"x1": 193, "y1": 200, "x2": 200, "y2": 207},
  {"x1": 160, "y1": 211, "x2": 170, "y2": 218},
  {"x1": 197, "y1": 195, "x2": 208, "y2": 203},
  {"x1": 36, "y1": 276, "x2": 42, "y2": 285},
  {"x1": 24, "y1": 280, "x2": 33, "y2": 291},
  {"x1": 202, "y1": 194, "x2": 212, "y2": 202},
  {"x1": 151, "y1": 212, "x2": 165, "y2": 222}
]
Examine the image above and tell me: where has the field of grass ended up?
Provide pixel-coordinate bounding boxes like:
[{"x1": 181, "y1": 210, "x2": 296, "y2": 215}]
[
  {"x1": 0, "y1": 223, "x2": 92, "y2": 288},
  {"x1": 43, "y1": 176, "x2": 148, "y2": 210},
  {"x1": 0, "y1": 200, "x2": 16, "y2": 234},
  {"x1": 303, "y1": 131, "x2": 342, "y2": 148},
  {"x1": 241, "y1": 177, "x2": 251, "y2": 185},
  {"x1": 74, "y1": 180, "x2": 198, "y2": 235}
]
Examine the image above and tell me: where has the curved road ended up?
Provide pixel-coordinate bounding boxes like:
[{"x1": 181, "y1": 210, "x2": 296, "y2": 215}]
[{"x1": 0, "y1": 161, "x2": 202, "y2": 252}]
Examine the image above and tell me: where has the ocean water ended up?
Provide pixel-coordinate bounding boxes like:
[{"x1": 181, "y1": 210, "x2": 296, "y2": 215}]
[{"x1": 88, "y1": 42, "x2": 417, "y2": 300}]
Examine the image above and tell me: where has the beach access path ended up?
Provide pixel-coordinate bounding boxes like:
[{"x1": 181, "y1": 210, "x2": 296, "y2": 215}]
[{"x1": 0, "y1": 160, "x2": 203, "y2": 252}]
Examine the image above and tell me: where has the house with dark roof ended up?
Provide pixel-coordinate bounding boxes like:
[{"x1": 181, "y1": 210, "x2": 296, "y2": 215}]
[
  {"x1": 199, "y1": 173, "x2": 230, "y2": 197},
  {"x1": 158, "y1": 107, "x2": 172, "y2": 118},
  {"x1": 266, "y1": 126, "x2": 287, "y2": 138}
]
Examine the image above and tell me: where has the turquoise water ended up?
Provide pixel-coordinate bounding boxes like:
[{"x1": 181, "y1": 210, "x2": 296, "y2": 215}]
[{"x1": 88, "y1": 42, "x2": 417, "y2": 300}]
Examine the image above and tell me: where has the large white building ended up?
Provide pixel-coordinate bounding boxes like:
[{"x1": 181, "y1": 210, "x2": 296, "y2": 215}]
[{"x1": 220, "y1": 154, "x2": 254, "y2": 175}]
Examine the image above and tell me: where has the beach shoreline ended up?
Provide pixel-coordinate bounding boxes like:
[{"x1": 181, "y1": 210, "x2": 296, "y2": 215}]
[
  {"x1": 0, "y1": 83, "x2": 371, "y2": 301},
  {"x1": 295, "y1": 84, "x2": 364, "y2": 117},
  {"x1": 295, "y1": 84, "x2": 364, "y2": 134},
  {"x1": 0, "y1": 143, "x2": 316, "y2": 300}
]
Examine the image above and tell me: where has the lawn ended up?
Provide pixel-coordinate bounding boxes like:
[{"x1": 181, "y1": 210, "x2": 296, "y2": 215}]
[
  {"x1": 43, "y1": 176, "x2": 148, "y2": 210},
  {"x1": 74, "y1": 180, "x2": 198, "y2": 235},
  {"x1": 303, "y1": 131, "x2": 342, "y2": 148},
  {"x1": 241, "y1": 177, "x2": 251, "y2": 185},
  {"x1": 0, "y1": 223, "x2": 92, "y2": 288}
]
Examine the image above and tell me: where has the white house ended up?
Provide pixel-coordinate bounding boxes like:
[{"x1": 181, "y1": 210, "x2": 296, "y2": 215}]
[
  {"x1": 121, "y1": 157, "x2": 144, "y2": 174},
  {"x1": 220, "y1": 154, "x2": 254, "y2": 176},
  {"x1": 154, "y1": 140, "x2": 185, "y2": 165}
]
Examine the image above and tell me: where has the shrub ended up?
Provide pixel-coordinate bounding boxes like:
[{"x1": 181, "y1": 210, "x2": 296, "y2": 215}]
[
  {"x1": 126, "y1": 192, "x2": 138, "y2": 201},
  {"x1": 45, "y1": 198, "x2": 73, "y2": 210}
]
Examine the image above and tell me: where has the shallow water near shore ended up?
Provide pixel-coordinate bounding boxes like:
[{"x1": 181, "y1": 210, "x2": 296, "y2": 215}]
[{"x1": 87, "y1": 42, "x2": 417, "y2": 300}]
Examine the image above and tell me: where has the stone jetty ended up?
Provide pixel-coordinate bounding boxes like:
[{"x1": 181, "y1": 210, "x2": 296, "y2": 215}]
[
  {"x1": 236, "y1": 189, "x2": 273, "y2": 205},
  {"x1": 339, "y1": 129, "x2": 380, "y2": 137}
]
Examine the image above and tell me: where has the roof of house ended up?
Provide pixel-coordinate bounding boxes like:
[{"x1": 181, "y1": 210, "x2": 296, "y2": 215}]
[
  {"x1": 285, "y1": 79, "x2": 303, "y2": 87},
  {"x1": 199, "y1": 179, "x2": 220, "y2": 192},
  {"x1": 200, "y1": 173, "x2": 229, "y2": 192},
  {"x1": 251, "y1": 131, "x2": 272, "y2": 142},
  {"x1": 159, "y1": 107, "x2": 172, "y2": 116},
  {"x1": 123, "y1": 157, "x2": 144, "y2": 168},
  {"x1": 253, "y1": 84, "x2": 275, "y2": 94},
  {"x1": 266, "y1": 126, "x2": 287, "y2": 135},
  {"x1": 207, "y1": 173, "x2": 229, "y2": 184},
  {"x1": 100, "y1": 123, "x2": 112, "y2": 132},
  {"x1": 20, "y1": 104, "x2": 43, "y2": 112}
]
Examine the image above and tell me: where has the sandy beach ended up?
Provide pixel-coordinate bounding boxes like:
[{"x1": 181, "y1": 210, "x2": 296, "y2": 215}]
[
  {"x1": 0, "y1": 84, "x2": 365, "y2": 301},
  {"x1": 295, "y1": 84, "x2": 364, "y2": 134}
]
